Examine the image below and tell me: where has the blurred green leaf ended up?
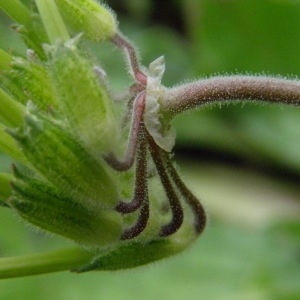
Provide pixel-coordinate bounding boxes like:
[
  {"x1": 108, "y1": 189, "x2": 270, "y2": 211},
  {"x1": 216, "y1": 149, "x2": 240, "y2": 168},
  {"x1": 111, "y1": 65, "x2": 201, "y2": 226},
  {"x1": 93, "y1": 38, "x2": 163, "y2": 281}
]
[
  {"x1": 171, "y1": 0, "x2": 300, "y2": 174},
  {"x1": 184, "y1": 0, "x2": 300, "y2": 75}
]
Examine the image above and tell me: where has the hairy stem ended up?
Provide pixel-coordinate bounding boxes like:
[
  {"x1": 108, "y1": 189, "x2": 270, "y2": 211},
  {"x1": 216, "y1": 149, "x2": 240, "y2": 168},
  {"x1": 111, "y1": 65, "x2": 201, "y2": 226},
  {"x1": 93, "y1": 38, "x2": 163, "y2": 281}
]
[
  {"x1": 105, "y1": 91, "x2": 146, "y2": 171},
  {"x1": 120, "y1": 127, "x2": 149, "y2": 239},
  {"x1": 116, "y1": 124, "x2": 148, "y2": 213},
  {"x1": 163, "y1": 152, "x2": 206, "y2": 234},
  {"x1": 111, "y1": 34, "x2": 147, "y2": 85},
  {"x1": 0, "y1": 248, "x2": 94, "y2": 279},
  {"x1": 147, "y1": 132, "x2": 184, "y2": 237},
  {"x1": 161, "y1": 75, "x2": 300, "y2": 118}
]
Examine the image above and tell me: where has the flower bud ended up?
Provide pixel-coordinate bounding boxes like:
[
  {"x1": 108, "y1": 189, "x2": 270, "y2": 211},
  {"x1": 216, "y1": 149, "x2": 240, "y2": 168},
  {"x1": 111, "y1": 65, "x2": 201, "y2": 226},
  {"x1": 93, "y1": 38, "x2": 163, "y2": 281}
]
[
  {"x1": 8, "y1": 106, "x2": 118, "y2": 209},
  {"x1": 55, "y1": 0, "x2": 118, "y2": 42},
  {"x1": 49, "y1": 42, "x2": 119, "y2": 156},
  {"x1": 10, "y1": 166, "x2": 122, "y2": 248}
]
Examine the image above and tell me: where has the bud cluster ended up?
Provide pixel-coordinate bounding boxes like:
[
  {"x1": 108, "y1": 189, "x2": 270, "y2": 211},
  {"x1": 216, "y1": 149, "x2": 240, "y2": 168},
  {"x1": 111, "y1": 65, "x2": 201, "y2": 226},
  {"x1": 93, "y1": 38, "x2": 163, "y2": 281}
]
[{"x1": 0, "y1": 0, "x2": 122, "y2": 249}]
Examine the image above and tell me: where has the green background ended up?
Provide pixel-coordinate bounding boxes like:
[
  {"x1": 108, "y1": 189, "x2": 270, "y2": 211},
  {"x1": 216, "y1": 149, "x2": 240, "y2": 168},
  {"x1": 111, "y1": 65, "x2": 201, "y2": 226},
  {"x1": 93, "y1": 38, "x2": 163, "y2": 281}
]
[{"x1": 0, "y1": 0, "x2": 300, "y2": 299}]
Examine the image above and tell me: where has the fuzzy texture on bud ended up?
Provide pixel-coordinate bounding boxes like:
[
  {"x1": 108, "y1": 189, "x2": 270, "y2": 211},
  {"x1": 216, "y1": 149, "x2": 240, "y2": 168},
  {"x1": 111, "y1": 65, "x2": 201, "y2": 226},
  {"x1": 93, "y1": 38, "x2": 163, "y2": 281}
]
[
  {"x1": 55, "y1": 0, "x2": 118, "y2": 42},
  {"x1": 49, "y1": 41, "x2": 119, "y2": 157},
  {"x1": 2, "y1": 57, "x2": 57, "y2": 110},
  {"x1": 8, "y1": 107, "x2": 118, "y2": 209},
  {"x1": 10, "y1": 166, "x2": 122, "y2": 248}
]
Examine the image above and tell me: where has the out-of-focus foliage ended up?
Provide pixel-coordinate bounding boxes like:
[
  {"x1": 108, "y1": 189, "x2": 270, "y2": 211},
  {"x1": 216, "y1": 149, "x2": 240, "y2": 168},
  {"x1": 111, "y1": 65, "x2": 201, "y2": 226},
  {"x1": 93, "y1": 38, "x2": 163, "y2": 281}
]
[
  {"x1": 174, "y1": 0, "x2": 300, "y2": 174},
  {"x1": 0, "y1": 0, "x2": 299, "y2": 299}
]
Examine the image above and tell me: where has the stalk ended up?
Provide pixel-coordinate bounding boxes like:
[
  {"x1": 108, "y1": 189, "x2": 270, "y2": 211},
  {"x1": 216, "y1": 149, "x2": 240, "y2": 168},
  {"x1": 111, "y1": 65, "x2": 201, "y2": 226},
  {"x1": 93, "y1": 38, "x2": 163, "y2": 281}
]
[
  {"x1": 35, "y1": 0, "x2": 70, "y2": 44},
  {"x1": 0, "y1": 247, "x2": 94, "y2": 279},
  {"x1": 161, "y1": 75, "x2": 300, "y2": 118}
]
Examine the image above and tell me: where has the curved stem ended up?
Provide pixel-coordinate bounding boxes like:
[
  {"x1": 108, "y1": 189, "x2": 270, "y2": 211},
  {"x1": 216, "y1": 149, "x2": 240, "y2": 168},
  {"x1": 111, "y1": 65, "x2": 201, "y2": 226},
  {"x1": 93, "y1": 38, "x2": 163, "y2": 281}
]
[
  {"x1": 116, "y1": 125, "x2": 148, "y2": 213},
  {"x1": 163, "y1": 152, "x2": 206, "y2": 234},
  {"x1": 0, "y1": 248, "x2": 94, "y2": 279},
  {"x1": 147, "y1": 132, "x2": 184, "y2": 237},
  {"x1": 105, "y1": 91, "x2": 146, "y2": 171},
  {"x1": 111, "y1": 34, "x2": 147, "y2": 85},
  {"x1": 121, "y1": 201, "x2": 149, "y2": 240},
  {"x1": 120, "y1": 126, "x2": 149, "y2": 239},
  {"x1": 161, "y1": 75, "x2": 300, "y2": 118}
]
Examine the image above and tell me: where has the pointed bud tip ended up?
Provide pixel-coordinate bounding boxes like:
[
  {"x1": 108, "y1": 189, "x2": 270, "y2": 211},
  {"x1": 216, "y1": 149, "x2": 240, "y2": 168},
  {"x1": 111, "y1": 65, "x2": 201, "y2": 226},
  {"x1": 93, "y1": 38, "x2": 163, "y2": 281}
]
[{"x1": 56, "y1": 0, "x2": 118, "y2": 42}]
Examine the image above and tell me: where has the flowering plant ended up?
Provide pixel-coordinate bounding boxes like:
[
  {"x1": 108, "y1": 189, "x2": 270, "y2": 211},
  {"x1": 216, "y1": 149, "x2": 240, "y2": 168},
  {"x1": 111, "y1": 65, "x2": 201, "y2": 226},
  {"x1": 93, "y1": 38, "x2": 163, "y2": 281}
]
[{"x1": 0, "y1": 0, "x2": 299, "y2": 279}]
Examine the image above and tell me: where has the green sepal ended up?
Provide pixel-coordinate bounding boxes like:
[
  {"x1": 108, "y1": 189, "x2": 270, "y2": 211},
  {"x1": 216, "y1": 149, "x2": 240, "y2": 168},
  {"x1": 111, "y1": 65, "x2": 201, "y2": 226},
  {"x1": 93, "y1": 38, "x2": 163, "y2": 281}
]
[
  {"x1": 76, "y1": 209, "x2": 202, "y2": 271},
  {"x1": 0, "y1": 87, "x2": 25, "y2": 128},
  {"x1": 49, "y1": 41, "x2": 119, "y2": 156},
  {"x1": 0, "y1": 123, "x2": 27, "y2": 163},
  {"x1": 2, "y1": 56, "x2": 57, "y2": 110},
  {"x1": 55, "y1": 0, "x2": 118, "y2": 42},
  {"x1": 8, "y1": 107, "x2": 118, "y2": 209},
  {"x1": 10, "y1": 166, "x2": 123, "y2": 248},
  {"x1": 1, "y1": 2, "x2": 51, "y2": 60},
  {"x1": 0, "y1": 71, "x2": 28, "y2": 106},
  {"x1": 12, "y1": 13, "x2": 49, "y2": 60},
  {"x1": 76, "y1": 238, "x2": 187, "y2": 272}
]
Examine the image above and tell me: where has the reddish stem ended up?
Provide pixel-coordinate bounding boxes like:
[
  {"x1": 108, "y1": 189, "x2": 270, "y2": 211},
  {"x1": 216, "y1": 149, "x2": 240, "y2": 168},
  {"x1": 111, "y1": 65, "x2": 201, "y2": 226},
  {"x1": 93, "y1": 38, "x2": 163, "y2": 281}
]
[
  {"x1": 111, "y1": 33, "x2": 147, "y2": 86},
  {"x1": 162, "y1": 75, "x2": 300, "y2": 118},
  {"x1": 104, "y1": 91, "x2": 146, "y2": 171},
  {"x1": 147, "y1": 132, "x2": 184, "y2": 237}
]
